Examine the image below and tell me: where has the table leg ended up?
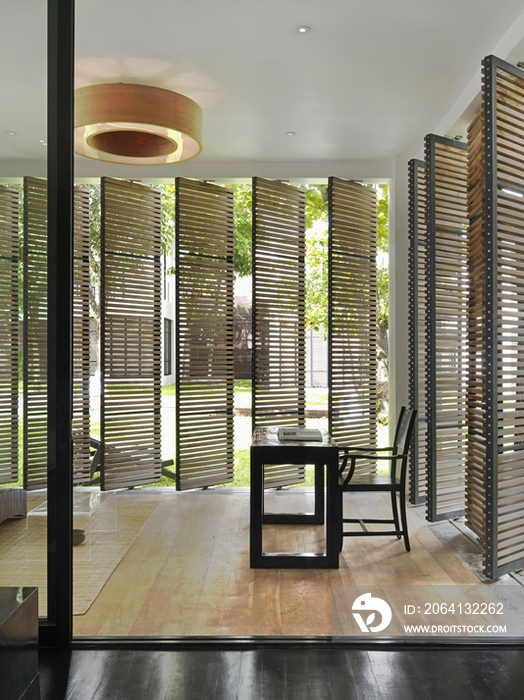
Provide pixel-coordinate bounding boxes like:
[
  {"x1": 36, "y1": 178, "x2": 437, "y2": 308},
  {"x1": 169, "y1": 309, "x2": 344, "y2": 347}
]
[
  {"x1": 249, "y1": 451, "x2": 264, "y2": 568},
  {"x1": 325, "y1": 452, "x2": 340, "y2": 568},
  {"x1": 314, "y1": 460, "x2": 325, "y2": 524},
  {"x1": 250, "y1": 446, "x2": 340, "y2": 569}
]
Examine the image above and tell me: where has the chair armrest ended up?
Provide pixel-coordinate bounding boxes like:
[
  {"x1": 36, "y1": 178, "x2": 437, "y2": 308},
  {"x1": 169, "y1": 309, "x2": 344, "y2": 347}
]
[
  {"x1": 338, "y1": 451, "x2": 407, "y2": 484},
  {"x1": 345, "y1": 453, "x2": 405, "y2": 461},
  {"x1": 340, "y1": 445, "x2": 394, "y2": 454}
]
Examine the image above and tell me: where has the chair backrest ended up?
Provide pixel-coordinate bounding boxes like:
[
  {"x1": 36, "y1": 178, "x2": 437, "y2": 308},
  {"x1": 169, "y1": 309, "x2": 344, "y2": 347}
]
[
  {"x1": 392, "y1": 406, "x2": 417, "y2": 456},
  {"x1": 390, "y1": 406, "x2": 417, "y2": 484}
]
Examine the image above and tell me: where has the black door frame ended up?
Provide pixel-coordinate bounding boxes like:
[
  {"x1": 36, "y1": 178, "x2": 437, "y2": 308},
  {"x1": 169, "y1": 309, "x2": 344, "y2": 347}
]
[{"x1": 41, "y1": 0, "x2": 522, "y2": 649}]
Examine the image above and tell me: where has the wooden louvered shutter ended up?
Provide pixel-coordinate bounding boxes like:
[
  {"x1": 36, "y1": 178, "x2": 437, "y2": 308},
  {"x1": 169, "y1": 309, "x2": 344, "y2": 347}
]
[
  {"x1": 425, "y1": 135, "x2": 469, "y2": 521},
  {"x1": 23, "y1": 178, "x2": 92, "y2": 490},
  {"x1": 467, "y1": 56, "x2": 524, "y2": 578},
  {"x1": 408, "y1": 160, "x2": 427, "y2": 504},
  {"x1": 0, "y1": 186, "x2": 20, "y2": 484},
  {"x1": 72, "y1": 188, "x2": 91, "y2": 484},
  {"x1": 466, "y1": 107, "x2": 486, "y2": 546},
  {"x1": 100, "y1": 178, "x2": 162, "y2": 490},
  {"x1": 252, "y1": 177, "x2": 306, "y2": 488},
  {"x1": 23, "y1": 177, "x2": 48, "y2": 490},
  {"x1": 328, "y1": 178, "x2": 377, "y2": 469},
  {"x1": 175, "y1": 178, "x2": 234, "y2": 490}
]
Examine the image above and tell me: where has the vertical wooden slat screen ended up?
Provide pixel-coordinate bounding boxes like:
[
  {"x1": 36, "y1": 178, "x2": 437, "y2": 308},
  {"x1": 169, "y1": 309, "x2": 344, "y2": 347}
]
[
  {"x1": 466, "y1": 107, "x2": 486, "y2": 544},
  {"x1": 72, "y1": 189, "x2": 91, "y2": 484},
  {"x1": 23, "y1": 177, "x2": 48, "y2": 490},
  {"x1": 425, "y1": 135, "x2": 469, "y2": 521},
  {"x1": 466, "y1": 56, "x2": 524, "y2": 578},
  {"x1": 408, "y1": 160, "x2": 427, "y2": 504},
  {"x1": 0, "y1": 186, "x2": 20, "y2": 484},
  {"x1": 175, "y1": 178, "x2": 234, "y2": 490},
  {"x1": 252, "y1": 177, "x2": 306, "y2": 488},
  {"x1": 328, "y1": 178, "x2": 377, "y2": 471},
  {"x1": 23, "y1": 178, "x2": 93, "y2": 490},
  {"x1": 100, "y1": 178, "x2": 162, "y2": 490}
]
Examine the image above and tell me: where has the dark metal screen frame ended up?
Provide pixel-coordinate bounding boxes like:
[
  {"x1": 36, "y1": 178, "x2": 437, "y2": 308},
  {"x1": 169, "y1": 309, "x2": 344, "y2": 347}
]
[
  {"x1": 36, "y1": 0, "x2": 524, "y2": 652},
  {"x1": 483, "y1": 55, "x2": 499, "y2": 578},
  {"x1": 425, "y1": 134, "x2": 468, "y2": 522},
  {"x1": 477, "y1": 55, "x2": 524, "y2": 578},
  {"x1": 408, "y1": 159, "x2": 427, "y2": 504}
]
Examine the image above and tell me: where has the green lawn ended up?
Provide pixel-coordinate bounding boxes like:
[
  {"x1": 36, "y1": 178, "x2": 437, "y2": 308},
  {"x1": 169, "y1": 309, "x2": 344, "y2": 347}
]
[{"x1": 1, "y1": 383, "x2": 389, "y2": 489}]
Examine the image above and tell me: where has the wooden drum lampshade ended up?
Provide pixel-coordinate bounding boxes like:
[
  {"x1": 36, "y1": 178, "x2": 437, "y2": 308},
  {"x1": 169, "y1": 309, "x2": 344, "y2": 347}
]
[{"x1": 74, "y1": 83, "x2": 203, "y2": 165}]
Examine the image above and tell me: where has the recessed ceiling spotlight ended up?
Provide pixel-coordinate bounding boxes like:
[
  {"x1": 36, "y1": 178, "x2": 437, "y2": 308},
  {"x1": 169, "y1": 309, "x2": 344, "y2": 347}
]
[
  {"x1": 286, "y1": 131, "x2": 296, "y2": 137},
  {"x1": 454, "y1": 135, "x2": 463, "y2": 141},
  {"x1": 5, "y1": 131, "x2": 16, "y2": 136},
  {"x1": 297, "y1": 26, "x2": 310, "y2": 33}
]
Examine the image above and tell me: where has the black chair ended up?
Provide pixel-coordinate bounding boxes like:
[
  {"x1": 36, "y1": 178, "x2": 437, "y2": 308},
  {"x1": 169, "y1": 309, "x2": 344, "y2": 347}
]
[{"x1": 338, "y1": 406, "x2": 417, "y2": 552}]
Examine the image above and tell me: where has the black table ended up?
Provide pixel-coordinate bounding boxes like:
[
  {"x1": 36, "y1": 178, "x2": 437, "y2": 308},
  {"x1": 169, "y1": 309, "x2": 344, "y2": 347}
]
[{"x1": 250, "y1": 427, "x2": 340, "y2": 569}]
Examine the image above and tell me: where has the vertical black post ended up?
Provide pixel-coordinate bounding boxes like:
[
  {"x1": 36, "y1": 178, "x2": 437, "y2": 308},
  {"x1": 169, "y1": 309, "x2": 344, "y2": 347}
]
[
  {"x1": 251, "y1": 177, "x2": 257, "y2": 437},
  {"x1": 22, "y1": 179, "x2": 29, "y2": 489},
  {"x1": 298, "y1": 224, "x2": 306, "y2": 428},
  {"x1": 482, "y1": 55, "x2": 499, "y2": 579},
  {"x1": 174, "y1": 178, "x2": 181, "y2": 489},
  {"x1": 45, "y1": 0, "x2": 74, "y2": 645},
  {"x1": 100, "y1": 178, "x2": 106, "y2": 490},
  {"x1": 425, "y1": 135, "x2": 437, "y2": 522},
  {"x1": 327, "y1": 177, "x2": 333, "y2": 435},
  {"x1": 408, "y1": 160, "x2": 418, "y2": 501},
  {"x1": 408, "y1": 159, "x2": 425, "y2": 505}
]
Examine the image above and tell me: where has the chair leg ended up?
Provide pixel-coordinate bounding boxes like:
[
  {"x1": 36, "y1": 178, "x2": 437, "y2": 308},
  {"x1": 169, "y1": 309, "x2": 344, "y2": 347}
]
[
  {"x1": 390, "y1": 491, "x2": 401, "y2": 539},
  {"x1": 338, "y1": 489, "x2": 344, "y2": 553},
  {"x1": 399, "y1": 489, "x2": 410, "y2": 552}
]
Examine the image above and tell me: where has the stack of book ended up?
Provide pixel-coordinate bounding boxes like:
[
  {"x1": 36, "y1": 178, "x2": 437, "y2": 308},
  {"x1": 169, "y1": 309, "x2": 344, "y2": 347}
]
[{"x1": 277, "y1": 427, "x2": 323, "y2": 442}]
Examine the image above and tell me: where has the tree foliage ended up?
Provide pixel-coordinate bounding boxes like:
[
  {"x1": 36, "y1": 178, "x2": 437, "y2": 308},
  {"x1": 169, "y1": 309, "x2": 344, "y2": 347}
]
[
  {"x1": 302, "y1": 184, "x2": 389, "y2": 338},
  {"x1": 158, "y1": 183, "x2": 253, "y2": 278},
  {"x1": 159, "y1": 184, "x2": 176, "y2": 255},
  {"x1": 227, "y1": 182, "x2": 388, "y2": 341},
  {"x1": 377, "y1": 185, "x2": 388, "y2": 254},
  {"x1": 154, "y1": 181, "x2": 388, "y2": 338},
  {"x1": 305, "y1": 227, "x2": 328, "y2": 333},
  {"x1": 85, "y1": 181, "x2": 389, "y2": 381},
  {"x1": 227, "y1": 183, "x2": 330, "y2": 281},
  {"x1": 376, "y1": 185, "x2": 389, "y2": 330},
  {"x1": 231, "y1": 185, "x2": 252, "y2": 278}
]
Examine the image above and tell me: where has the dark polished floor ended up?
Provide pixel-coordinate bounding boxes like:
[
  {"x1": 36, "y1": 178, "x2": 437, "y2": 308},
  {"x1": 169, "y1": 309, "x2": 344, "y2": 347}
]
[{"x1": 38, "y1": 647, "x2": 524, "y2": 700}]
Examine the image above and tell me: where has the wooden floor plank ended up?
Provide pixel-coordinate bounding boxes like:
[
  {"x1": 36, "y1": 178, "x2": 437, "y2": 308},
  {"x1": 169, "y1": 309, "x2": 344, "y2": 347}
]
[{"x1": 64, "y1": 488, "x2": 513, "y2": 637}]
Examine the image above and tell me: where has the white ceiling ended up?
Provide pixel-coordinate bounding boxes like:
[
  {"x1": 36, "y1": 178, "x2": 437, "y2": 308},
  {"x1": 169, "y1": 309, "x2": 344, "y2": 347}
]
[{"x1": 2, "y1": 0, "x2": 524, "y2": 182}]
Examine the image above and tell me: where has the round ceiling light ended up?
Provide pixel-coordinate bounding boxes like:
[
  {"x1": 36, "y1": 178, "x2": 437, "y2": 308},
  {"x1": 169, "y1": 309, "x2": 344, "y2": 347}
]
[{"x1": 74, "y1": 83, "x2": 203, "y2": 165}]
